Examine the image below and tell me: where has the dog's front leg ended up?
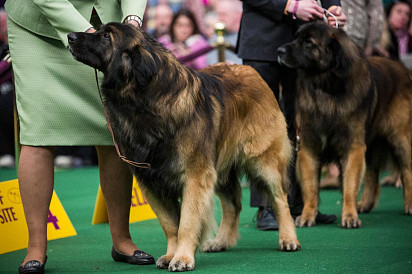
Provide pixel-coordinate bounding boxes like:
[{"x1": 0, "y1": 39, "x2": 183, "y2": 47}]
[
  {"x1": 169, "y1": 171, "x2": 216, "y2": 272},
  {"x1": 341, "y1": 144, "x2": 366, "y2": 228},
  {"x1": 139, "y1": 188, "x2": 180, "y2": 269},
  {"x1": 295, "y1": 147, "x2": 320, "y2": 227}
]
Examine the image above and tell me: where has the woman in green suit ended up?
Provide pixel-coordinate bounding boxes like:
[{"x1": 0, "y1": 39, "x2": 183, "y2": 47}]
[{"x1": 5, "y1": 1, "x2": 154, "y2": 273}]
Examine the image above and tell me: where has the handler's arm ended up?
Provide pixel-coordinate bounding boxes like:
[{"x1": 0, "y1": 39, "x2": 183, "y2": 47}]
[
  {"x1": 120, "y1": 0, "x2": 147, "y2": 26},
  {"x1": 240, "y1": 0, "x2": 289, "y2": 21},
  {"x1": 366, "y1": 0, "x2": 384, "y2": 51},
  {"x1": 31, "y1": 0, "x2": 93, "y2": 47},
  {"x1": 241, "y1": 0, "x2": 326, "y2": 22}
]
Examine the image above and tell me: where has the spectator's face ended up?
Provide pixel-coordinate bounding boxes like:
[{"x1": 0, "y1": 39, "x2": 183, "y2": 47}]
[
  {"x1": 389, "y1": 2, "x2": 411, "y2": 31},
  {"x1": 216, "y1": 2, "x2": 241, "y2": 33},
  {"x1": 155, "y1": 5, "x2": 173, "y2": 36},
  {"x1": 173, "y1": 15, "x2": 194, "y2": 43},
  {"x1": 204, "y1": 14, "x2": 219, "y2": 39}
]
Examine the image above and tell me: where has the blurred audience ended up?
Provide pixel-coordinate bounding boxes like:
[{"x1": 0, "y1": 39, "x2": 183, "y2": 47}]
[
  {"x1": 145, "y1": 0, "x2": 207, "y2": 36},
  {"x1": 206, "y1": 0, "x2": 242, "y2": 65},
  {"x1": 54, "y1": 146, "x2": 98, "y2": 168},
  {"x1": 159, "y1": 8, "x2": 209, "y2": 70},
  {"x1": 203, "y1": 10, "x2": 218, "y2": 39},
  {"x1": 384, "y1": 0, "x2": 412, "y2": 59},
  {"x1": 151, "y1": 3, "x2": 173, "y2": 40},
  {"x1": 184, "y1": 0, "x2": 207, "y2": 34}
]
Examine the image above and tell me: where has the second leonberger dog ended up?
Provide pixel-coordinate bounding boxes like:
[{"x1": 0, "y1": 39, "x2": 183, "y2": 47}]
[
  {"x1": 68, "y1": 22, "x2": 300, "y2": 271},
  {"x1": 278, "y1": 22, "x2": 412, "y2": 229}
]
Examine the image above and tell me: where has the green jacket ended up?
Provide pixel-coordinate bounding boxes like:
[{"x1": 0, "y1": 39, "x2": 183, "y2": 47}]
[{"x1": 5, "y1": 0, "x2": 147, "y2": 47}]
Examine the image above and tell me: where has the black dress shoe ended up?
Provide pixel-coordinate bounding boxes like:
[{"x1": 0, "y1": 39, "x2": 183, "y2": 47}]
[
  {"x1": 111, "y1": 246, "x2": 155, "y2": 265},
  {"x1": 18, "y1": 256, "x2": 47, "y2": 274},
  {"x1": 255, "y1": 207, "x2": 278, "y2": 231},
  {"x1": 315, "y1": 211, "x2": 337, "y2": 224}
]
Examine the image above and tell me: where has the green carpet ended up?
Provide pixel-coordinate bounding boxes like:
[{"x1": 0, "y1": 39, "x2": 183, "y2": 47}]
[{"x1": 0, "y1": 167, "x2": 411, "y2": 273}]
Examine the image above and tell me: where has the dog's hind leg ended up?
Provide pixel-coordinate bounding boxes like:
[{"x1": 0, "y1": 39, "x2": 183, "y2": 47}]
[
  {"x1": 202, "y1": 168, "x2": 241, "y2": 252},
  {"x1": 392, "y1": 136, "x2": 412, "y2": 214},
  {"x1": 168, "y1": 167, "x2": 217, "y2": 272},
  {"x1": 358, "y1": 165, "x2": 380, "y2": 213},
  {"x1": 380, "y1": 169, "x2": 402, "y2": 188},
  {"x1": 138, "y1": 188, "x2": 181, "y2": 269},
  {"x1": 400, "y1": 166, "x2": 412, "y2": 215},
  {"x1": 250, "y1": 153, "x2": 301, "y2": 251}
]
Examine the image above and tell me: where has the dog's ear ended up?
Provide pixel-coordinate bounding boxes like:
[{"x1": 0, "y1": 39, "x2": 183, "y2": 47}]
[
  {"x1": 123, "y1": 46, "x2": 158, "y2": 88},
  {"x1": 104, "y1": 46, "x2": 157, "y2": 91},
  {"x1": 329, "y1": 34, "x2": 351, "y2": 77}
]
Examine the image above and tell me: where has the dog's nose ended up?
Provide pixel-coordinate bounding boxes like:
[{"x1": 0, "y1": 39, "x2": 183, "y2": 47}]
[
  {"x1": 67, "y1": 33, "x2": 77, "y2": 43},
  {"x1": 277, "y1": 47, "x2": 286, "y2": 56}
]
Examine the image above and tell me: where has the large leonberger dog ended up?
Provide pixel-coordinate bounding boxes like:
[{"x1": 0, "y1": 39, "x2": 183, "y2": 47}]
[
  {"x1": 277, "y1": 22, "x2": 412, "y2": 229},
  {"x1": 68, "y1": 22, "x2": 300, "y2": 271}
]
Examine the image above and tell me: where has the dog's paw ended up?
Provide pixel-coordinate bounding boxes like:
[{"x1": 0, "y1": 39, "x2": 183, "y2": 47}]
[
  {"x1": 380, "y1": 175, "x2": 402, "y2": 189},
  {"x1": 279, "y1": 238, "x2": 301, "y2": 252},
  {"x1": 156, "y1": 255, "x2": 173, "y2": 269},
  {"x1": 202, "y1": 239, "x2": 227, "y2": 253},
  {"x1": 357, "y1": 201, "x2": 374, "y2": 213},
  {"x1": 295, "y1": 213, "x2": 316, "y2": 227},
  {"x1": 405, "y1": 202, "x2": 412, "y2": 215},
  {"x1": 168, "y1": 256, "x2": 195, "y2": 272},
  {"x1": 341, "y1": 214, "x2": 362, "y2": 228}
]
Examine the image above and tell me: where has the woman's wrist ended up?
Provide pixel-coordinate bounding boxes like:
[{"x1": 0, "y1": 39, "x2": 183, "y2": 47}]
[
  {"x1": 286, "y1": 0, "x2": 299, "y2": 19},
  {"x1": 123, "y1": 15, "x2": 142, "y2": 28},
  {"x1": 292, "y1": 0, "x2": 299, "y2": 19}
]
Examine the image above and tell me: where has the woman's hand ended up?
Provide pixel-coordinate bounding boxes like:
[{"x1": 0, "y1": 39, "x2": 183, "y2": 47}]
[
  {"x1": 327, "y1": 6, "x2": 347, "y2": 27},
  {"x1": 287, "y1": 0, "x2": 324, "y2": 22},
  {"x1": 86, "y1": 27, "x2": 96, "y2": 33}
]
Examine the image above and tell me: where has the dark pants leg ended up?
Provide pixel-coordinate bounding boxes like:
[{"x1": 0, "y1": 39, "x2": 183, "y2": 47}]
[{"x1": 243, "y1": 60, "x2": 303, "y2": 215}]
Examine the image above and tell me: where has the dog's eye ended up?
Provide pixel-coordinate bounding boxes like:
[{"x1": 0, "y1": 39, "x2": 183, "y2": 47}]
[
  {"x1": 103, "y1": 33, "x2": 110, "y2": 39},
  {"x1": 304, "y1": 40, "x2": 315, "y2": 49}
]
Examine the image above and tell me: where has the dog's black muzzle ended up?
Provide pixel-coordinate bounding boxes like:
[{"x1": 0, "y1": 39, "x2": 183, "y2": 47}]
[
  {"x1": 277, "y1": 46, "x2": 287, "y2": 65},
  {"x1": 68, "y1": 32, "x2": 79, "y2": 44}
]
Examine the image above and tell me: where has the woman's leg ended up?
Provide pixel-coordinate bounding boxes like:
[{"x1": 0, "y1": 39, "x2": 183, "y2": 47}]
[
  {"x1": 95, "y1": 146, "x2": 138, "y2": 255},
  {"x1": 18, "y1": 145, "x2": 55, "y2": 265}
]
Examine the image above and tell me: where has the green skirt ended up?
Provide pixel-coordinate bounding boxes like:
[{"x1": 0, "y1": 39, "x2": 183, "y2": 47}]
[{"x1": 8, "y1": 18, "x2": 113, "y2": 146}]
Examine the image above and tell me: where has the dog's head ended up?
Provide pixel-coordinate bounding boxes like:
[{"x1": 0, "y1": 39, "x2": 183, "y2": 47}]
[
  {"x1": 68, "y1": 22, "x2": 157, "y2": 87},
  {"x1": 277, "y1": 22, "x2": 361, "y2": 76}
]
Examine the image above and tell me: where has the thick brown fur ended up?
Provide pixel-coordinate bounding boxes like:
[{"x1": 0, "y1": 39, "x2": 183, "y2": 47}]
[
  {"x1": 278, "y1": 22, "x2": 412, "y2": 229},
  {"x1": 68, "y1": 22, "x2": 300, "y2": 271}
]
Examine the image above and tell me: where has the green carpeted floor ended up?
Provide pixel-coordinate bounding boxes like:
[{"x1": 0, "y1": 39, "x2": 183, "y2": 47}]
[{"x1": 0, "y1": 167, "x2": 411, "y2": 273}]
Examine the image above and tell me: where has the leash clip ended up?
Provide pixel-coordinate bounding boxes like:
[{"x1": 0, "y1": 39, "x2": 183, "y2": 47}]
[
  {"x1": 324, "y1": 9, "x2": 339, "y2": 29},
  {"x1": 295, "y1": 135, "x2": 301, "y2": 152}
]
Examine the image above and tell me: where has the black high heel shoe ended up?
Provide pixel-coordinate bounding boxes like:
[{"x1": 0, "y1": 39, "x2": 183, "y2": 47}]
[
  {"x1": 111, "y1": 246, "x2": 155, "y2": 265},
  {"x1": 18, "y1": 256, "x2": 47, "y2": 274}
]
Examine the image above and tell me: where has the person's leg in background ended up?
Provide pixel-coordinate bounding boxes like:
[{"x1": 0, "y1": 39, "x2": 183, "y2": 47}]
[
  {"x1": 18, "y1": 145, "x2": 55, "y2": 265},
  {"x1": 243, "y1": 60, "x2": 282, "y2": 230},
  {"x1": 96, "y1": 146, "x2": 153, "y2": 260},
  {"x1": 278, "y1": 65, "x2": 303, "y2": 216}
]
